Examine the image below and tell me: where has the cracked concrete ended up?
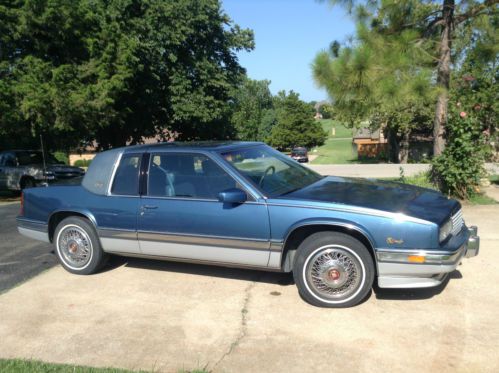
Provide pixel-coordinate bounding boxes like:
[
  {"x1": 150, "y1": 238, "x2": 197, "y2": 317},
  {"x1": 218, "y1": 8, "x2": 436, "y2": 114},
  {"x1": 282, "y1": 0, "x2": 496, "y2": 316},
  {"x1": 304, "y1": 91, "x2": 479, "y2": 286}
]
[
  {"x1": 0, "y1": 205, "x2": 498, "y2": 372},
  {"x1": 210, "y1": 282, "x2": 255, "y2": 372}
]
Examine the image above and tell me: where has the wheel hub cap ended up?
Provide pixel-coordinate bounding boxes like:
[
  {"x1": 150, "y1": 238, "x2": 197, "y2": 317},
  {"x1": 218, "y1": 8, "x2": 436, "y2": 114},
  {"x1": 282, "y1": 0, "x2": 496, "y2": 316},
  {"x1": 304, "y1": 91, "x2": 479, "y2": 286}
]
[
  {"x1": 306, "y1": 246, "x2": 362, "y2": 300},
  {"x1": 58, "y1": 226, "x2": 92, "y2": 268}
]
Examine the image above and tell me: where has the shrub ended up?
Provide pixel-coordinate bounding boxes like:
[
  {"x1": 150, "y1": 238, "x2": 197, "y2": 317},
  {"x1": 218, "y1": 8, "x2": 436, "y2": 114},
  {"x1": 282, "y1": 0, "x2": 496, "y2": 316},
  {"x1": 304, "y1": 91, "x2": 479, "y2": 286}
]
[{"x1": 431, "y1": 112, "x2": 489, "y2": 199}]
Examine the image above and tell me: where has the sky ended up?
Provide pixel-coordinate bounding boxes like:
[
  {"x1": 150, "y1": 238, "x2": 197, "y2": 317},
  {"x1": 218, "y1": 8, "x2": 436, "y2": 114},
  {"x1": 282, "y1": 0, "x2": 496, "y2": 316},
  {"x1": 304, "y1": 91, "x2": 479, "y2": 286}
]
[{"x1": 222, "y1": 0, "x2": 355, "y2": 103}]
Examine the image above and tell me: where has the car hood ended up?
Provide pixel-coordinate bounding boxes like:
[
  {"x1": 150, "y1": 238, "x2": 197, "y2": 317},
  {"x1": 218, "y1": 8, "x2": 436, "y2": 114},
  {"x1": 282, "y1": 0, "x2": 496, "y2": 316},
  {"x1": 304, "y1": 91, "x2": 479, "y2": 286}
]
[{"x1": 282, "y1": 176, "x2": 459, "y2": 225}]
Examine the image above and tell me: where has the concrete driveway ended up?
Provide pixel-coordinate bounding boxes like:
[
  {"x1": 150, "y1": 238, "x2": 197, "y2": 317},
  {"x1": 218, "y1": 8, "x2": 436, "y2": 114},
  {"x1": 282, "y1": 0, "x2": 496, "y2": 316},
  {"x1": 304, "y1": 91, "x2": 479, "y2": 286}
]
[{"x1": 0, "y1": 205, "x2": 498, "y2": 373}]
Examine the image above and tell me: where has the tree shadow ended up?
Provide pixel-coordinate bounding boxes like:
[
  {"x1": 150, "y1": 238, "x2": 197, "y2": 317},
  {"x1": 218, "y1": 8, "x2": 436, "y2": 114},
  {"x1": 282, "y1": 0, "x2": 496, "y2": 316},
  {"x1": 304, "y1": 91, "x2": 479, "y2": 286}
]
[
  {"x1": 374, "y1": 270, "x2": 462, "y2": 301},
  {"x1": 103, "y1": 254, "x2": 295, "y2": 286}
]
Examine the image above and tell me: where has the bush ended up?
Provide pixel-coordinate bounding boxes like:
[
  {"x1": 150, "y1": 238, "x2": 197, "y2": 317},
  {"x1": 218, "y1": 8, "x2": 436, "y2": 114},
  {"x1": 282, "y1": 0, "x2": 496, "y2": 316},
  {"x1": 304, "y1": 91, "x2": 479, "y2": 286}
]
[
  {"x1": 431, "y1": 112, "x2": 489, "y2": 199},
  {"x1": 53, "y1": 151, "x2": 68, "y2": 164},
  {"x1": 74, "y1": 159, "x2": 92, "y2": 167}
]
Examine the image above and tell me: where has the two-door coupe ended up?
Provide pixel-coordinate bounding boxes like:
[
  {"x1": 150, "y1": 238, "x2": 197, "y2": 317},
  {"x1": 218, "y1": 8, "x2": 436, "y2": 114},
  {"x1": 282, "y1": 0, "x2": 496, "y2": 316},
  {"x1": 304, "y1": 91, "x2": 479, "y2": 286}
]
[{"x1": 17, "y1": 142, "x2": 479, "y2": 307}]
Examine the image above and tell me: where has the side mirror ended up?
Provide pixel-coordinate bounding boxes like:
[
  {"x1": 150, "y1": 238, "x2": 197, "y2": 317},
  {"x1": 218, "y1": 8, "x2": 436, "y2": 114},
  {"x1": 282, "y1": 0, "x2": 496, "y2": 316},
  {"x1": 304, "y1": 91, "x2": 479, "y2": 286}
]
[{"x1": 218, "y1": 188, "x2": 247, "y2": 204}]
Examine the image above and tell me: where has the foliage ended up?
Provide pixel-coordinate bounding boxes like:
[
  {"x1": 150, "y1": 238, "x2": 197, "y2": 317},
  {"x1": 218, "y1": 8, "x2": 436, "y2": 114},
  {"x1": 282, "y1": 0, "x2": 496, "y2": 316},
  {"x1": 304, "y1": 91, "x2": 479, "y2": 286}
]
[
  {"x1": 430, "y1": 10, "x2": 497, "y2": 199},
  {"x1": 431, "y1": 109, "x2": 489, "y2": 199},
  {"x1": 267, "y1": 91, "x2": 327, "y2": 150},
  {"x1": 316, "y1": 0, "x2": 498, "y2": 173},
  {"x1": 0, "y1": 0, "x2": 254, "y2": 151},
  {"x1": 53, "y1": 151, "x2": 68, "y2": 165},
  {"x1": 312, "y1": 12, "x2": 436, "y2": 163},
  {"x1": 230, "y1": 78, "x2": 274, "y2": 141}
]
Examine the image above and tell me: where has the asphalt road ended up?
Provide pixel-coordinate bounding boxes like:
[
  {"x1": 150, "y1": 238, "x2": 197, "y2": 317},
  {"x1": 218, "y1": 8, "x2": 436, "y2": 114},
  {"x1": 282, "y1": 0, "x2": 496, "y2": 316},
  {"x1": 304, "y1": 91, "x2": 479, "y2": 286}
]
[{"x1": 0, "y1": 203, "x2": 57, "y2": 293}]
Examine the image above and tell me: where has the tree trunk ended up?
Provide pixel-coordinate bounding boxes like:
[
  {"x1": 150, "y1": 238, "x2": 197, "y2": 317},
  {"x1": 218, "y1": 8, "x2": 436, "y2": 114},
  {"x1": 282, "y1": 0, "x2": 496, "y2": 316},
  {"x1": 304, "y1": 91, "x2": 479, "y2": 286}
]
[
  {"x1": 433, "y1": 0, "x2": 454, "y2": 156},
  {"x1": 386, "y1": 127, "x2": 400, "y2": 163},
  {"x1": 399, "y1": 130, "x2": 410, "y2": 164}
]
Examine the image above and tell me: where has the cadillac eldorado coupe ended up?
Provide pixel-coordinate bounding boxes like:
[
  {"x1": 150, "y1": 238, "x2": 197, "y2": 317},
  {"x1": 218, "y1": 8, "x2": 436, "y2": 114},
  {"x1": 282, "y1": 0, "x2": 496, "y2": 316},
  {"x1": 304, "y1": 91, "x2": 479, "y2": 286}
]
[{"x1": 16, "y1": 142, "x2": 479, "y2": 307}]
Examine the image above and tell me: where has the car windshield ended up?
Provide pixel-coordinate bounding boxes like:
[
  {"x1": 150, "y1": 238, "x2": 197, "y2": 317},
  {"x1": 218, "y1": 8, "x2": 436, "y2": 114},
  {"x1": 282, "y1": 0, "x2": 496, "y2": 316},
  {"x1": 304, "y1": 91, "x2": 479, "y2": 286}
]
[
  {"x1": 221, "y1": 145, "x2": 323, "y2": 197},
  {"x1": 292, "y1": 149, "x2": 307, "y2": 155},
  {"x1": 17, "y1": 151, "x2": 61, "y2": 165}
]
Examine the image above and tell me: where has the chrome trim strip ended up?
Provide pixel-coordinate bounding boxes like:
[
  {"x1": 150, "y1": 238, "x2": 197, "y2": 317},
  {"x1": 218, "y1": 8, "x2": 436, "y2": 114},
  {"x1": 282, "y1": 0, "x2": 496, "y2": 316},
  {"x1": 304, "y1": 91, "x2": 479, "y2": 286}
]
[
  {"x1": 107, "y1": 251, "x2": 282, "y2": 272},
  {"x1": 282, "y1": 221, "x2": 376, "y2": 254},
  {"x1": 18, "y1": 227, "x2": 50, "y2": 243},
  {"x1": 138, "y1": 231, "x2": 272, "y2": 251},
  {"x1": 267, "y1": 202, "x2": 433, "y2": 226},
  {"x1": 376, "y1": 245, "x2": 465, "y2": 265},
  {"x1": 98, "y1": 228, "x2": 137, "y2": 240},
  {"x1": 138, "y1": 240, "x2": 270, "y2": 266},
  {"x1": 16, "y1": 217, "x2": 48, "y2": 232},
  {"x1": 107, "y1": 151, "x2": 123, "y2": 196}
]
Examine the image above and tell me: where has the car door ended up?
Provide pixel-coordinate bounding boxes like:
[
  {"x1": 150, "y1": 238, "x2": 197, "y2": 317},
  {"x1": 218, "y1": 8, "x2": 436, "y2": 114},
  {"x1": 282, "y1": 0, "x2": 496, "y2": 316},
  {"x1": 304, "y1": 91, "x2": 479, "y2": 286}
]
[
  {"x1": 137, "y1": 151, "x2": 271, "y2": 267},
  {"x1": 95, "y1": 152, "x2": 142, "y2": 254}
]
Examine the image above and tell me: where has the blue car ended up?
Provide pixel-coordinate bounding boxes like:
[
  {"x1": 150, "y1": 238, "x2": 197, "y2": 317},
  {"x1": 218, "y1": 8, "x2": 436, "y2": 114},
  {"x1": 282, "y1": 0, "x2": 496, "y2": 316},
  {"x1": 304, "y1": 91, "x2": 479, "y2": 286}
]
[{"x1": 17, "y1": 142, "x2": 479, "y2": 307}]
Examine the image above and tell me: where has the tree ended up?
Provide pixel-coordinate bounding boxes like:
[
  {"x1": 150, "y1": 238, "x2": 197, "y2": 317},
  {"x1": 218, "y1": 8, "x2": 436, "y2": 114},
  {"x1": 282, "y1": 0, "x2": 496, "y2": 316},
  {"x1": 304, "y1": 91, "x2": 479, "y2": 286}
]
[
  {"x1": 312, "y1": 22, "x2": 435, "y2": 163},
  {"x1": 321, "y1": 0, "x2": 499, "y2": 156},
  {"x1": 268, "y1": 91, "x2": 327, "y2": 150},
  {"x1": 0, "y1": 0, "x2": 254, "y2": 151},
  {"x1": 230, "y1": 78, "x2": 274, "y2": 141}
]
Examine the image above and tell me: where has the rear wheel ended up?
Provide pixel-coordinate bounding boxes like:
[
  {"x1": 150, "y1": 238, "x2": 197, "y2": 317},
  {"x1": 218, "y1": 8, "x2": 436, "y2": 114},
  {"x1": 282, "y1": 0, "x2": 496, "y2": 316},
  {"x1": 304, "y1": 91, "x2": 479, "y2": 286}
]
[
  {"x1": 54, "y1": 217, "x2": 108, "y2": 275},
  {"x1": 293, "y1": 232, "x2": 374, "y2": 308}
]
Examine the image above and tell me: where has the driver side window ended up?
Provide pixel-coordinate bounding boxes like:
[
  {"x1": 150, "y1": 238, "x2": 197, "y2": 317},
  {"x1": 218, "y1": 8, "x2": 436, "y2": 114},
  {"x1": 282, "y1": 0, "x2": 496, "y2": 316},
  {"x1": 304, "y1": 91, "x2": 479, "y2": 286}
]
[{"x1": 147, "y1": 153, "x2": 238, "y2": 200}]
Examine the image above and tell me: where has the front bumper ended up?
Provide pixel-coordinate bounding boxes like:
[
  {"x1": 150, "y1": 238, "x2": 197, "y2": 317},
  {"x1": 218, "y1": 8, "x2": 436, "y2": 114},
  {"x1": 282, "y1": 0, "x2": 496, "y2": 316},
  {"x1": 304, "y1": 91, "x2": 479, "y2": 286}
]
[{"x1": 377, "y1": 226, "x2": 479, "y2": 289}]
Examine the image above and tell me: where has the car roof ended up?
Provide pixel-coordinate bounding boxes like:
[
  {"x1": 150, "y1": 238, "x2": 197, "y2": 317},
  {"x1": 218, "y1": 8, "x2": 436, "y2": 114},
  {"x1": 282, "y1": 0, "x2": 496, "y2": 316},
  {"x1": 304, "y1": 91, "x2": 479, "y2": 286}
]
[{"x1": 123, "y1": 141, "x2": 264, "y2": 153}]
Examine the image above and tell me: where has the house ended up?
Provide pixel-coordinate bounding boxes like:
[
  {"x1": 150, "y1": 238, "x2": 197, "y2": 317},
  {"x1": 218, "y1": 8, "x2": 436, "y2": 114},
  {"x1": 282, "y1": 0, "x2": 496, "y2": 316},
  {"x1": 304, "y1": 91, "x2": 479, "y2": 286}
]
[{"x1": 352, "y1": 128, "x2": 388, "y2": 159}]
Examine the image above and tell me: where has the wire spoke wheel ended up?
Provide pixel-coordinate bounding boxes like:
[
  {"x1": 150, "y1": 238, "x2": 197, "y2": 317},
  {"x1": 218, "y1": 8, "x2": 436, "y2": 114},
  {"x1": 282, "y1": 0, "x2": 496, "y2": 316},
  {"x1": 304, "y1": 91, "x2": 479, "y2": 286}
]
[
  {"x1": 58, "y1": 225, "x2": 93, "y2": 268},
  {"x1": 305, "y1": 246, "x2": 363, "y2": 301}
]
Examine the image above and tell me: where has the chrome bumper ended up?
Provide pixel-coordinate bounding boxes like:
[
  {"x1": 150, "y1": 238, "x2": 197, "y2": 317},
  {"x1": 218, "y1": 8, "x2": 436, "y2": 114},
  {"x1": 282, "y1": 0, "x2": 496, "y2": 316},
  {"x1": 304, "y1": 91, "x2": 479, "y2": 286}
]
[
  {"x1": 464, "y1": 225, "x2": 479, "y2": 258},
  {"x1": 377, "y1": 226, "x2": 479, "y2": 289}
]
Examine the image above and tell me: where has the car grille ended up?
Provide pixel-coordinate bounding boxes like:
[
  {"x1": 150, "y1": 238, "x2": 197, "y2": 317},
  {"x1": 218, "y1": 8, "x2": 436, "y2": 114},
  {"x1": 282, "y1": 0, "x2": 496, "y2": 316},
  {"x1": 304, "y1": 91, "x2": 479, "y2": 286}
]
[{"x1": 451, "y1": 209, "x2": 464, "y2": 235}]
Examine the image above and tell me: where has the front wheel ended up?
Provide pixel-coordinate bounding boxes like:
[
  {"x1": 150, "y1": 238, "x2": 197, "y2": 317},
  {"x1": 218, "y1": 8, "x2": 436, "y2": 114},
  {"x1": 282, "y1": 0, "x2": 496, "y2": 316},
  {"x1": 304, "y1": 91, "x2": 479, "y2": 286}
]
[
  {"x1": 54, "y1": 217, "x2": 108, "y2": 275},
  {"x1": 293, "y1": 232, "x2": 374, "y2": 308}
]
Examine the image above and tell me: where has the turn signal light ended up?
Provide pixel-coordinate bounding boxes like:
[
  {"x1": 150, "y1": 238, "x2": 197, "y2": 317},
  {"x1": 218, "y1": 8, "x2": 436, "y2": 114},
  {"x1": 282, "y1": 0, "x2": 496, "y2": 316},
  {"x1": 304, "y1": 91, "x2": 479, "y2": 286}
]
[{"x1": 407, "y1": 255, "x2": 425, "y2": 263}]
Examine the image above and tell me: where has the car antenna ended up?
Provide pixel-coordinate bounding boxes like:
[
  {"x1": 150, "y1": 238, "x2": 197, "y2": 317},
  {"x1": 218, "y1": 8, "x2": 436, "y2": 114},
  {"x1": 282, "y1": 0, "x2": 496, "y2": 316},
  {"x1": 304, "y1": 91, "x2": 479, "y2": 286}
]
[{"x1": 40, "y1": 134, "x2": 47, "y2": 180}]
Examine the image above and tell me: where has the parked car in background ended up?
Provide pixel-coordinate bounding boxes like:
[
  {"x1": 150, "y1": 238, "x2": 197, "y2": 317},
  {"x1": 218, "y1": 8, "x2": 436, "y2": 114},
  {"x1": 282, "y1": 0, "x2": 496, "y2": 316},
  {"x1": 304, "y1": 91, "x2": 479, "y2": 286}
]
[
  {"x1": 17, "y1": 142, "x2": 479, "y2": 307},
  {"x1": 0, "y1": 150, "x2": 85, "y2": 191},
  {"x1": 290, "y1": 147, "x2": 309, "y2": 162}
]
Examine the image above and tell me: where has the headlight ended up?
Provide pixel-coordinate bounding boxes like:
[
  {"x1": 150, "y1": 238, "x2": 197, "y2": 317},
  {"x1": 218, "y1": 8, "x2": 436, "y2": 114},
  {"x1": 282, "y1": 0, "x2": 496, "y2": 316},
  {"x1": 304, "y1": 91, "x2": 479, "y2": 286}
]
[{"x1": 439, "y1": 219, "x2": 453, "y2": 242}]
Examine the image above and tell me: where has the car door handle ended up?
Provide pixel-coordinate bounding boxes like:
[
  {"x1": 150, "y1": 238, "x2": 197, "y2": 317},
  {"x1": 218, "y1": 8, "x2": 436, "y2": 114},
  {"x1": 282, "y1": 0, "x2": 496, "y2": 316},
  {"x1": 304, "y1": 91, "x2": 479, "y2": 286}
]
[{"x1": 142, "y1": 205, "x2": 158, "y2": 210}]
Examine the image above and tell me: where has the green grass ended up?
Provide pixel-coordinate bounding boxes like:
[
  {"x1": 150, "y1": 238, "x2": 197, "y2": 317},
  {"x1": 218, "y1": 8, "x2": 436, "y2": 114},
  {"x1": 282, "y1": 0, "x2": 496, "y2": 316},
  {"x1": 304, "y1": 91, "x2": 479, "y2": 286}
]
[
  {"x1": 318, "y1": 119, "x2": 353, "y2": 138},
  {"x1": 489, "y1": 174, "x2": 499, "y2": 185},
  {"x1": 310, "y1": 119, "x2": 360, "y2": 164},
  {"x1": 384, "y1": 171, "x2": 498, "y2": 205},
  {"x1": 310, "y1": 138, "x2": 357, "y2": 164},
  {"x1": 0, "y1": 359, "x2": 208, "y2": 373},
  {"x1": 467, "y1": 193, "x2": 497, "y2": 205},
  {"x1": 0, "y1": 359, "x2": 142, "y2": 373}
]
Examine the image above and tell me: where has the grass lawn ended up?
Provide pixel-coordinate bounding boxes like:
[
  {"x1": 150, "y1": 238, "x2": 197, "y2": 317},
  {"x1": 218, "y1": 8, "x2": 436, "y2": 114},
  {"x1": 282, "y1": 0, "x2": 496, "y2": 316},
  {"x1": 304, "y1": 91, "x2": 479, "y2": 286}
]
[
  {"x1": 310, "y1": 119, "x2": 358, "y2": 164},
  {"x1": 0, "y1": 359, "x2": 207, "y2": 373},
  {"x1": 384, "y1": 172, "x2": 498, "y2": 205}
]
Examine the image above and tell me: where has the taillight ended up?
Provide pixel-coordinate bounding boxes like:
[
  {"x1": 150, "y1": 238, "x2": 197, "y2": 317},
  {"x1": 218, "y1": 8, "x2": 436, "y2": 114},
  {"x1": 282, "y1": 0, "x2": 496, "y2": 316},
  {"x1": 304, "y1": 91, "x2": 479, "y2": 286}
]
[{"x1": 20, "y1": 192, "x2": 24, "y2": 216}]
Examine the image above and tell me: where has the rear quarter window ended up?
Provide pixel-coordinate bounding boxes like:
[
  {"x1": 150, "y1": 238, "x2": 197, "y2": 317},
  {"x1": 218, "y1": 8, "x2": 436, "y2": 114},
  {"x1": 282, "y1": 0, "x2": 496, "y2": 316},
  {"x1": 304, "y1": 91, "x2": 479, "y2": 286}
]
[{"x1": 111, "y1": 154, "x2": 142, "y2": 196}]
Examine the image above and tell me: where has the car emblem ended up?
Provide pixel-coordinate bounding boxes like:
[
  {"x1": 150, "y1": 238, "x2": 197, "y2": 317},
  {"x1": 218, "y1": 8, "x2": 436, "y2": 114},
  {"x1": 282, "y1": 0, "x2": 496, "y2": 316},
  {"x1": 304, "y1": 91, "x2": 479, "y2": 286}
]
[{"x1": 386, "y1": 237, "x2": 404, "y2": 245}]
